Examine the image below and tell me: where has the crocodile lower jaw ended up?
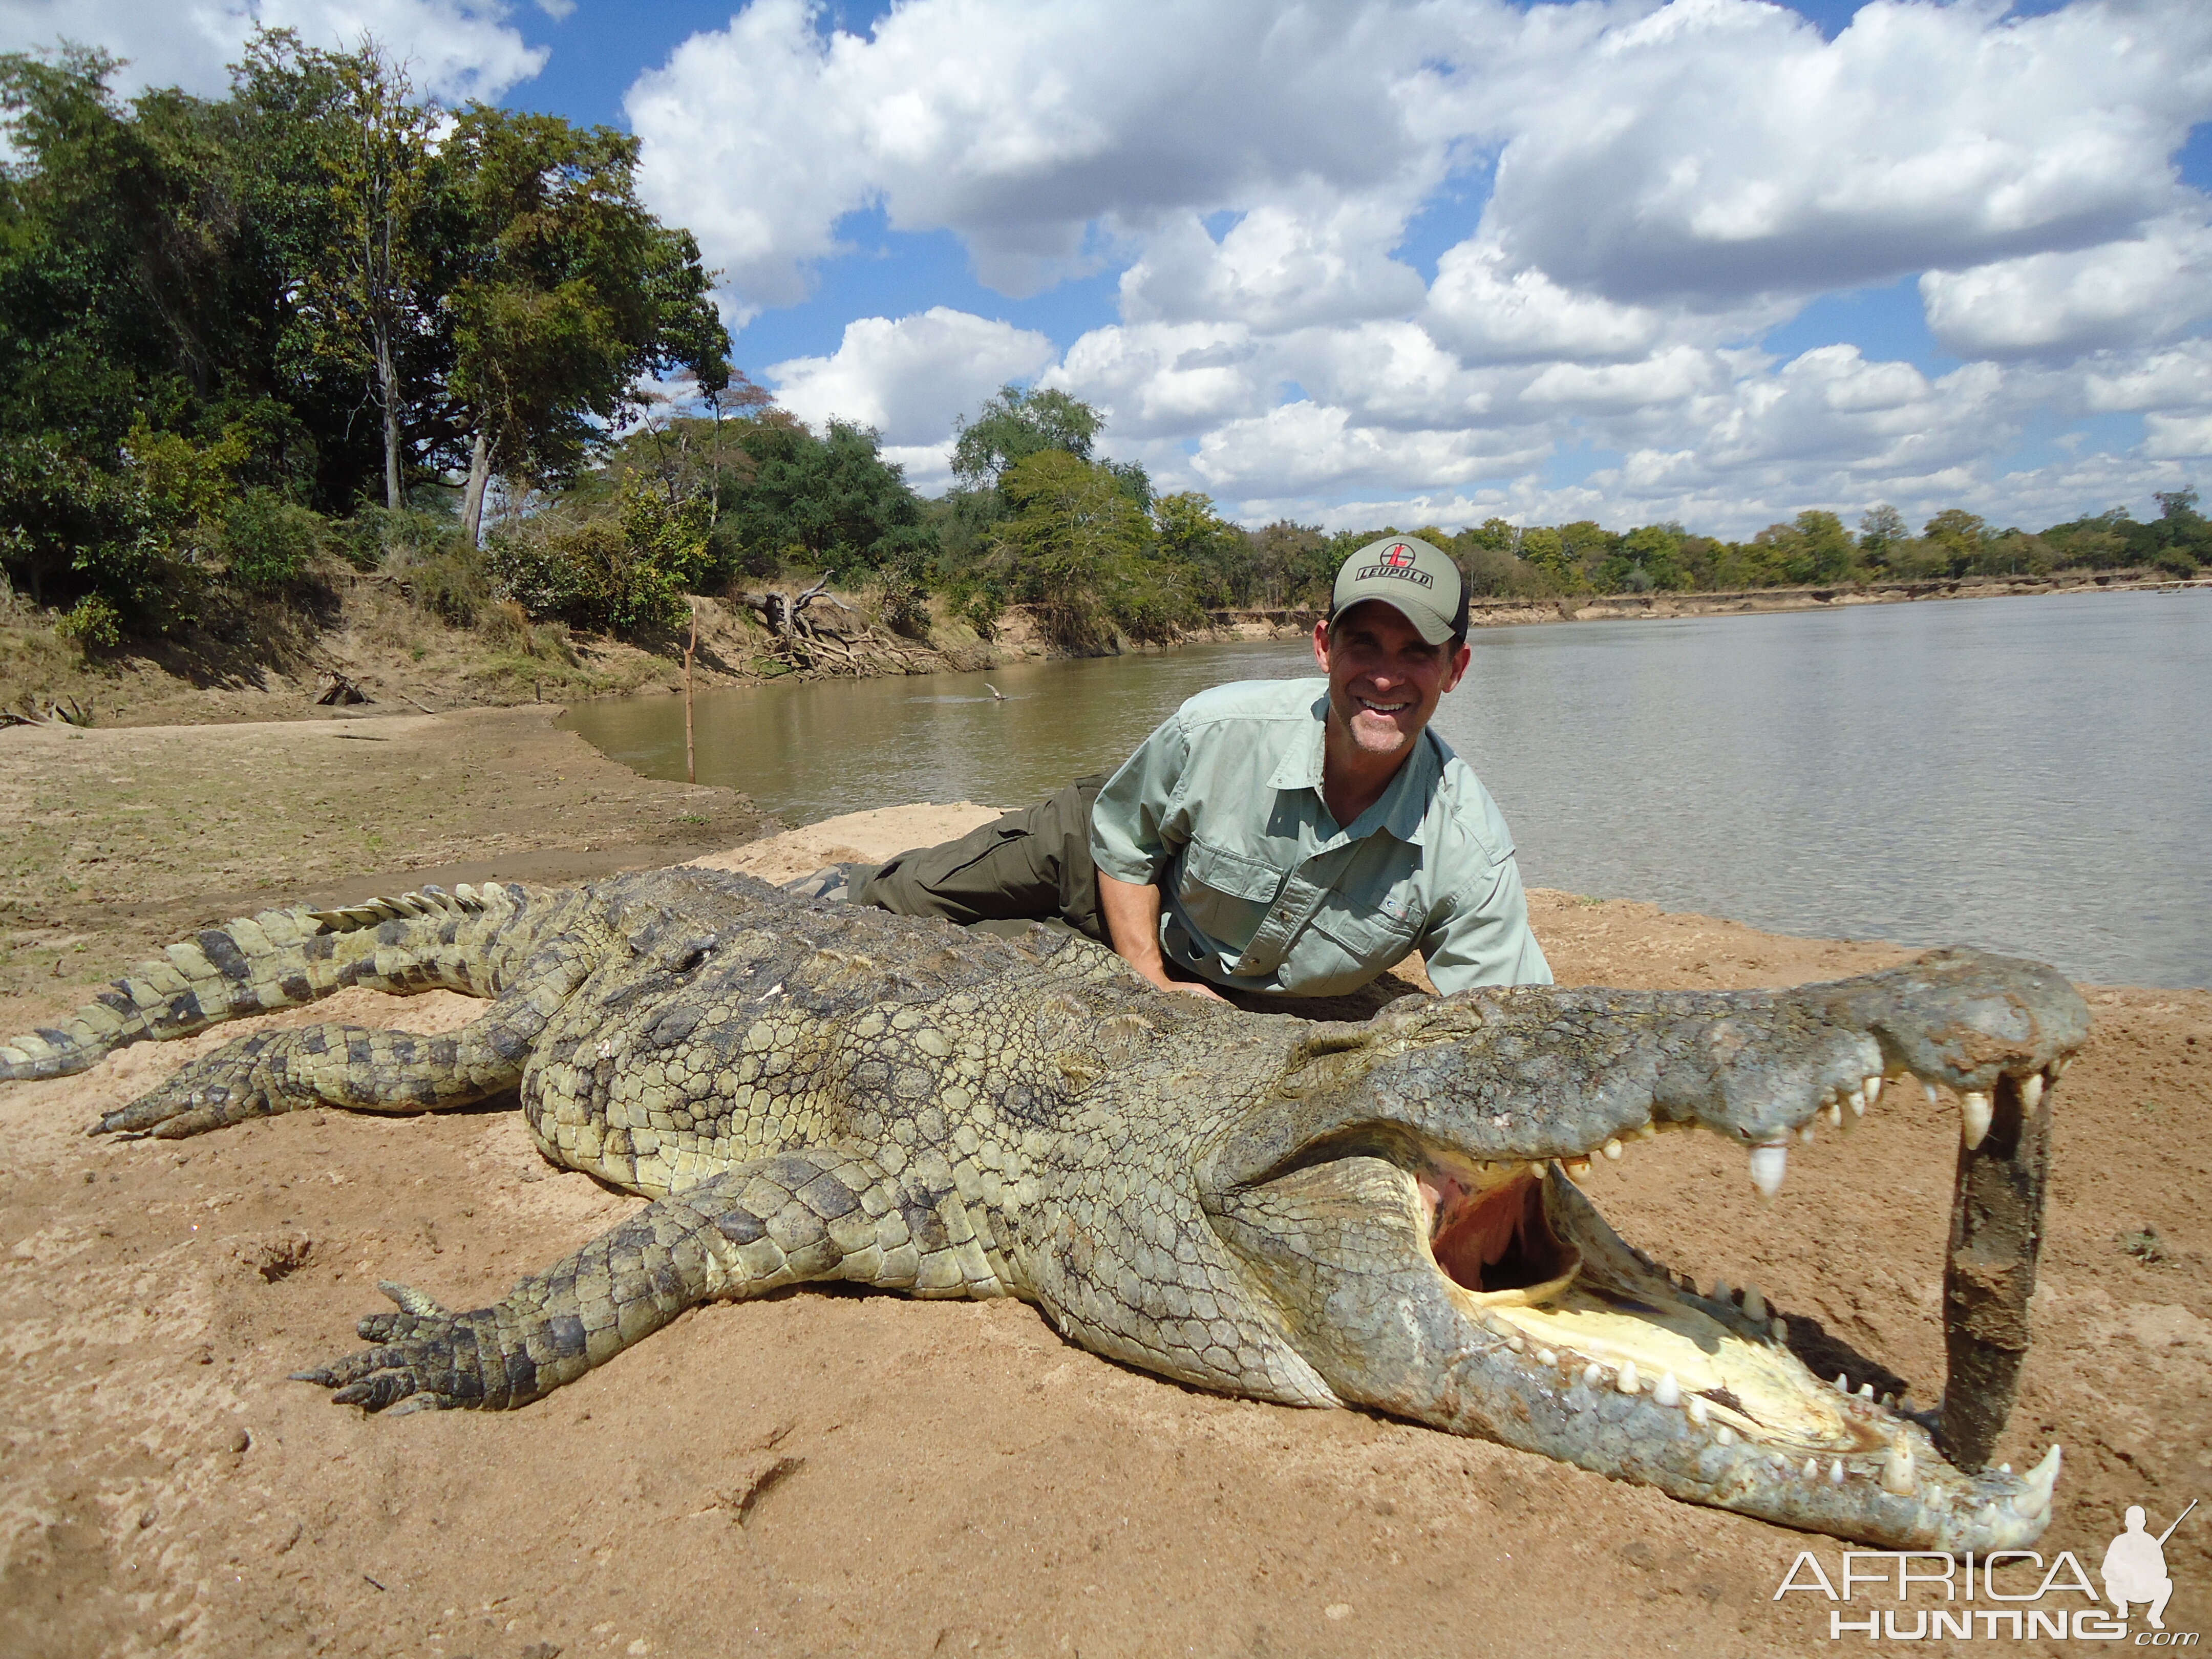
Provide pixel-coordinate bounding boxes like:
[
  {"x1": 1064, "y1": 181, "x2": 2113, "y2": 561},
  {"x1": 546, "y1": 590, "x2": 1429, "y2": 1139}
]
[{"x1": 1410, "y1": 1160, "x2": 2060, "y2": 1550}]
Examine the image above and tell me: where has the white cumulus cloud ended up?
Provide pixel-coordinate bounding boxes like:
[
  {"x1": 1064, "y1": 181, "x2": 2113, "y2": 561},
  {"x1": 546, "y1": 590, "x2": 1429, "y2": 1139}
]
[
  {"x1": 1921, "y1": 210, "x2": 2212, "y2": 358},
  {"x1": 0, "y1": 0, "x2": 545, "y2": 101},
  {"x1": 767, "y1": 307, "x2": 1057, "y2": 457}
]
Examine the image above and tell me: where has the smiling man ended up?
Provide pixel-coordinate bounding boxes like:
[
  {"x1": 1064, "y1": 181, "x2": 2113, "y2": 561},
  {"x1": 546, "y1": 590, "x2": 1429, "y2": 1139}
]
[{"x1": 830, "y1": 535, "x2": 1550, "y2": 1003}]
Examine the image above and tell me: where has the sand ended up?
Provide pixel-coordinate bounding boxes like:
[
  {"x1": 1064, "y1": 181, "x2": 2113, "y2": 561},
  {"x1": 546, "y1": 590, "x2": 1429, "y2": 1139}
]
[{"x1": 2, "y1": 716, "x2": 2206, "y2": 1657}]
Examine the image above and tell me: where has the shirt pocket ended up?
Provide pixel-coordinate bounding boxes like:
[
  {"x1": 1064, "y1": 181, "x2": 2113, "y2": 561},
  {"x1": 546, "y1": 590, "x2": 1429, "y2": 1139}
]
[
  {"x1": 1175, "y1": 836, "x2": 1285, "y2": 947},
  {"x1": 1308, "y1": 891, "x2": 1421, "y2": 976}
]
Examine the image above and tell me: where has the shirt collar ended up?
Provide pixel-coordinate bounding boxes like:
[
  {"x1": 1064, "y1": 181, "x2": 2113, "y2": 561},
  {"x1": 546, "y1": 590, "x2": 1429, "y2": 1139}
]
[
  {"x1": 1268, "y1": 687, "x2": 1441, "y2": 845},
  {"x1": 1266, "y1": 688, "x2": 1331, "y2": 792}
]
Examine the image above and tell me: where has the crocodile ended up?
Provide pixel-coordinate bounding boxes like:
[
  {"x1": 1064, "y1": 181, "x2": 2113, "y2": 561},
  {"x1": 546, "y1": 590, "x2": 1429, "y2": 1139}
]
[{"x1": 1, "y1": 865, "x2": 2089, "y2": 1549}]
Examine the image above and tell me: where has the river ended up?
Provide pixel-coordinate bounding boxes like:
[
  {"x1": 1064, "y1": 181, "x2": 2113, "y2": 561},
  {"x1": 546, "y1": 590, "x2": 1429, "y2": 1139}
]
[{"x1": 564, "y1": 588, "x2": 2212, "y2": 989}]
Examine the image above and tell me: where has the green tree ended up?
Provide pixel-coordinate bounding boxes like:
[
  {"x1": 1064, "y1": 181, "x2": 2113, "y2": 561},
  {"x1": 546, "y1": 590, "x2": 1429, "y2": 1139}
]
[
  {"x1": 951, "y1": 384, "x2": 1102, "y2": 491},
  {"x1": 288, "y1": 42, "x2": 442, "y2": 509},
  {"x1": 1922, "y1": 508, "x2": 1989, "y2": 572},
  {"x1": 1517, "y1": 526, "x2": 1587, "y2": 594},
  {"x1": 1151, "y1": 491, "x2": 1252, "y2": 608},
  {"x1": 991, "y1": 450, "x2": 1190, "y2": 647},
  {"x1": 715, "y1": 415, "x2": 932, "y2": 577},
  {"x1": 443, "y1": 105, "x2": 728, "y2": 545},
  {"x1": 1858, "y1": 503, "x2": 1907, "y2": 562}
]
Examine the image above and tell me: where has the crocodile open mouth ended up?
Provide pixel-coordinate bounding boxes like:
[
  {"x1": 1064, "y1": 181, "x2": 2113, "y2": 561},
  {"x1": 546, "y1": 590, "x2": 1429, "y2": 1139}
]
[
  {"x1": 1396, "y1": 1067, "x2": 2067, "y2": 1550},
  {"x1": 1422, "y1": 1159, "x2": 1897, "y2": 1460}
]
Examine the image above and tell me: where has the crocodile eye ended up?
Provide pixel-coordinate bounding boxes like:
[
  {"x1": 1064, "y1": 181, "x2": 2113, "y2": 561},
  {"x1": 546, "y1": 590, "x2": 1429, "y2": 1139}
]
[{"x1": 662, "y1": 935, "x2": 717, "y2": 975}]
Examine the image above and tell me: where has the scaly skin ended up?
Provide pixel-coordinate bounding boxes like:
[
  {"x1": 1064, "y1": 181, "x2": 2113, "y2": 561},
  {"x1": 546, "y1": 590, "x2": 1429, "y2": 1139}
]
[{"x1": 2, "y1": 866, "x2": 2090, "y2": 1548}]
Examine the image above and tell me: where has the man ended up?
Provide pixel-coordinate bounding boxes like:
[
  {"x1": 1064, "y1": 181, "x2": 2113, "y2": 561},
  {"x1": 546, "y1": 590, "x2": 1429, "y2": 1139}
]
[
  {"x1": 2101, "y1": 1506, "x2": 2176, "y2": 1630},
  {"x1": 826, "y1": 534, "x2": 1550, "y2": 1001}
]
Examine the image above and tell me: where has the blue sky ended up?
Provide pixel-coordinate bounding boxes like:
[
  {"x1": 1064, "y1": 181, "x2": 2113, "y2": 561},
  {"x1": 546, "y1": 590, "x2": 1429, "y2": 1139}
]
[{"x1": 6, "y1": 0, "x2": 2208, "y2": 535}]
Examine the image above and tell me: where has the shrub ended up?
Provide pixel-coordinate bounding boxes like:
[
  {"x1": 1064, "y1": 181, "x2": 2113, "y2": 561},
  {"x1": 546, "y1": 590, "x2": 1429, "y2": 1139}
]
[
  {"x1": 221, "y1": 488, "x2": 324, "y2": 590},
  {"x1": 56, "y1": 591, "x2": 122, "y2": 651}
]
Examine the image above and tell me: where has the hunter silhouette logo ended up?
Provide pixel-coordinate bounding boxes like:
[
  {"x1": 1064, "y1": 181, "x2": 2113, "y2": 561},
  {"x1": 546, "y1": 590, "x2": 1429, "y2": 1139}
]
[
  {"x1": 1353, "y1": 542, "x2": 1436, "y2": 587},
  {"x1": 2104, "y1": 1501, "x2": 2193, "y2": 1630}
]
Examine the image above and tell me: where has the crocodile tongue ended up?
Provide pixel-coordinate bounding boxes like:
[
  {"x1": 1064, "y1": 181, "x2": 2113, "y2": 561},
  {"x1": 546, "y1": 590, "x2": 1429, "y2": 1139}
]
[{"x1": 1940, "y1": 1069, "x2": 2055, "y2": 1470}]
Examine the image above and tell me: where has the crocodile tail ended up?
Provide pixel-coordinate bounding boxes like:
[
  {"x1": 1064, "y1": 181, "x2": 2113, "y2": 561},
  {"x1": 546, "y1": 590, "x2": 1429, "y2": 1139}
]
[{"x1": 0, "y1": 882, "x2": 528, "y2": 1083}]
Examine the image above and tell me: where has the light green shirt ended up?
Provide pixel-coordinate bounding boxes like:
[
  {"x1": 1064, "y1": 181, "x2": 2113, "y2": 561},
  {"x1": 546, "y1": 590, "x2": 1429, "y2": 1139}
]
[{"x1": 1090, "y1": 677, "x2": 1552, "y2": 998}]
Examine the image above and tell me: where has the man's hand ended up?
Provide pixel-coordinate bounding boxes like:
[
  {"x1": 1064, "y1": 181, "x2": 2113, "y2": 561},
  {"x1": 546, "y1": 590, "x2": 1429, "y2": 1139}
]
[{"x1": 1096, "y1": 866, "x2": 1228, "y2": 1002}]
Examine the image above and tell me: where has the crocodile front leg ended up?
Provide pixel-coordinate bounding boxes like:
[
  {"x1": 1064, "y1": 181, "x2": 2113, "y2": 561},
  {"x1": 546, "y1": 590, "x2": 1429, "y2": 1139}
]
[{"x1": 292, "y1": 1151, "x2": 994, "y2": 1412}]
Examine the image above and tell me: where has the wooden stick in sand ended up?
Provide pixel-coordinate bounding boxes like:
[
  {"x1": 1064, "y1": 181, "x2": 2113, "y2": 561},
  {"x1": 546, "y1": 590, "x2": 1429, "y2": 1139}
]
[{"x1": 684, "y1": 599, "x2": 698, "y2": 784}]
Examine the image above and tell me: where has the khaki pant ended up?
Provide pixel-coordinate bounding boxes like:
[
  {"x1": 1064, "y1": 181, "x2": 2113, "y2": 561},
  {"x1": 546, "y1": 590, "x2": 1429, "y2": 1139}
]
[{"x1": 855, "y1": 775, "x2": 1108, "y2": 943}]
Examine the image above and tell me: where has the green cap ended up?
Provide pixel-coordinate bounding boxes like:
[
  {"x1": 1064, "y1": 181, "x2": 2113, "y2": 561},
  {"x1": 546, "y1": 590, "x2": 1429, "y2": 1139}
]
[{"x1": 1329, "y1": 535, "x2": 1464, "y2": 645}]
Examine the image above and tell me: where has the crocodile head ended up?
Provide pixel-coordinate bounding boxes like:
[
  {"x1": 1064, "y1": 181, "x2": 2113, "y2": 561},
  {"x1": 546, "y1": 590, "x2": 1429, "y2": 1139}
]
[{"x1": 1199, "y1": 948, "x2": 2089, "y2": 1550}]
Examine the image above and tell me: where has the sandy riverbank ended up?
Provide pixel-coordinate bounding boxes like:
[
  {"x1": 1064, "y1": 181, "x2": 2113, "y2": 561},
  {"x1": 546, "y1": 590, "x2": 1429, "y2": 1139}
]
[{"x1": 2, "y1": 716, "x2": 2207, "y2": 1657}]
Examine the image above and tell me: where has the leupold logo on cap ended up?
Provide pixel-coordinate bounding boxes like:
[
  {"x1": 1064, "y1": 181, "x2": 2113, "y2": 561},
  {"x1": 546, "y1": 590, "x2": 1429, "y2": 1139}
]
[{"x1": 1354, "y1": 542, "x2": 1435, "y2": 587}]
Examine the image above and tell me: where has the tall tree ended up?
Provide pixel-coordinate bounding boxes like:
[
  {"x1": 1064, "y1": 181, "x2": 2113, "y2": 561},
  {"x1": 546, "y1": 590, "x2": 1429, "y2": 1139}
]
[
  {"x1": 443, "y1": 107, "x2": 730, "y2": 545},
  {"x1": 951, "y1": 384, "x2": 1102, "y2": 491},
  {"x1": 289, "y1": 42, "x2": 442, "y2": 510}
]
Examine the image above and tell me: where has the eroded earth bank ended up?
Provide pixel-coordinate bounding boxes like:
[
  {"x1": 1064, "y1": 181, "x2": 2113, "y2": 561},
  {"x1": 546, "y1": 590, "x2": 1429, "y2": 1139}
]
[{"x1": 2, "y1": 710, "x2": 2206, "y2": 1657}]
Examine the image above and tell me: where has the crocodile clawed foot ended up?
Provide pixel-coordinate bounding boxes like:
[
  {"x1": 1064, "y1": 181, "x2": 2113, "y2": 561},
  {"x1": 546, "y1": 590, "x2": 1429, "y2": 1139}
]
[
  {"x1": 87, "y1": 1032, "x2": 312, "y2": 1140},
  {"x1": 289, "y1": 1282, "x2": 482, "y2": 1413}
]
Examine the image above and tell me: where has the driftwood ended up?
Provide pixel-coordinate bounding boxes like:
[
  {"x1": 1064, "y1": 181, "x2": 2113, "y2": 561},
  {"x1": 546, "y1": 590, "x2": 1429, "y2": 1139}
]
[
  {"x1": 0, "y1": 696, "x2": 93, "y2": 728},
  {"x1": 734, "y1": 579, "x2": 836, "y2": 639},
  {"x1": 732, "y1": 581, "x2": 923, "y2": 676}
]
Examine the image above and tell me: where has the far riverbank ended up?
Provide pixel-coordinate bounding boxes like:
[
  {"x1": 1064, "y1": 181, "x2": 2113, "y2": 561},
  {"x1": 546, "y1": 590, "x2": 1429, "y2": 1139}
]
[{"x1": 1200, "y1": 564, "x2": 2212, "y2": 641}]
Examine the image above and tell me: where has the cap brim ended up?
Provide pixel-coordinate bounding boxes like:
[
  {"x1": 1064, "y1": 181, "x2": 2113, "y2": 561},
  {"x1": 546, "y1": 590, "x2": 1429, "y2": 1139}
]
[{"x1": 1332, "y1": 593, "x2": 1456, "y2": 646}]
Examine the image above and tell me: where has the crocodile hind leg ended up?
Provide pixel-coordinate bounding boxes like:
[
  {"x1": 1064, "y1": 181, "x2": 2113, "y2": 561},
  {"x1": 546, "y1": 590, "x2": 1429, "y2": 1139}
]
[
  {"x1": 292, "y1": 1151, "x2": 984, "y2": 1412},
  {"x1": 90, "y1": 948, "x2": 598, "y2": 1139},
  {"x1": 93, "y1": 1005, "x2": 538, "y2": 1139}
]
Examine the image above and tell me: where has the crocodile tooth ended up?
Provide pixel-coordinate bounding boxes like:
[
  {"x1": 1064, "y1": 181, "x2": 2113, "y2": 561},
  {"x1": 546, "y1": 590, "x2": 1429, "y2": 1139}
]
[
  {"x1": 1858, "y1": 1382, "x2": 1874, "y2": 1399},
  {"x1": 1653, "y1": 1371, "x2": 1681, "y2": 1408},
  {"x1": 1748, "y1": 1140, "x2": 1788, "y2": 1198},
  {"x1": 1822, "y1": 1099, "x2": 1843, "y2": 1128},
  {"x1": 1583, "y1": 1363, "x2": 1603, "y2": 1388},
  {"x1": 1882, "y1": 1444, "x2": 1915, "y2": 1496},
  {"x1": 2049, "y1": 1056, "x2": 2068, "y2": 1080},
  {"x1": 1834, "y1": 1373, "x2": 1849, "y2": 1394},
  {"x1": 1688, "y1": 1396, "x2": 1710, "y2": 1426},
  {"x1": 1740, "y1": 1284, "x2": 1767, "y2": 1323},
  {"x1": 1922, "y1": 1079, "x2": 1939, "y2": 1107},
  {"x1": 1796, "y1": 1122, "x2": 1815, "y2": 1146},
  {"x1": 1960, "y1": 1090, "x2": 1993, "y2": 1150},
  {"x1": 1882, "y1": 1393, "x2": 1896, "y2": 1410},
  {"x1": 1602, "y1": 1138, "x2": 1623, "y2": 1161},
  {"x1": 2019, "y1": 1443, "x2": 2062, "y2": 1508},
  {"x1": 1711, "y1": 1277, "x2": 1730, "y2": 1304},
  {"x1": 1770, "y1": 1316, "x2": 1788, "y2": 1343},
  {"x1": 2022, "y1": 1072, "x2": 2045, "y2": 1112},
  {"x1": 1633, "y1": 1122, "x2": 1657, "y2": 1140},
  {"x1": 1803, "y1": 1458, "x2": 1819, "y2": 1480},
  {"x1": 1829, "y1": 1459, "x2": 1845, "y2": 1486},
  {"x1": 1615, "y1": 1360, "x2": 1640, "y2": 1395},
  {"x1": 1714, "y1": 1424, "x2": 1736, "y2": 1446},
  {"x1": 1846, "y1": 1081, "x2": 1868, "y2": 1117},
  {"x1": 1506, "y1": 1336, "x2": 1526, "y2": 1354},
  {"x1": 1561, "y1": 1156, "x2": 1591, "y2": 1181},
  {"x1": 1536, "y1": 1348, "x2": 1556, "y2": 1367},
  {"x1": 1863, "y1": 1072, "x2": 1883, "y2": 1105}
]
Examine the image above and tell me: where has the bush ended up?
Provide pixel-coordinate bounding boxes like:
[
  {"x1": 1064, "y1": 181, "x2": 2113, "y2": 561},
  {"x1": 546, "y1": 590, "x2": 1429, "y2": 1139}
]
[
  {"x1": 56, "y1": 591, "x2": 122, "y2": 651},
  {"x1": 221, "y1": 488, "x2": 324, "y2": 590},
  {"x1": 487, "y1": 478, "x2": 710, "y2": 635}
]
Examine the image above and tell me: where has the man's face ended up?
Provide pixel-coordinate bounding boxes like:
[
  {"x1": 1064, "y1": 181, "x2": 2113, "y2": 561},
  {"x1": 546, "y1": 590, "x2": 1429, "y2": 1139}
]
[{"x1": 1312, "y1": 600, "x2": 1472, "y2": 763}]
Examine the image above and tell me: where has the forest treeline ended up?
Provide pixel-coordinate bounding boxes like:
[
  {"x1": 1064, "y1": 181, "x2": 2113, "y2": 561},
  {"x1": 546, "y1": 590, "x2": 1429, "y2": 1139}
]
[{"x1": 3, "y1": 40, "x2": 2206, "y2": 664}]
